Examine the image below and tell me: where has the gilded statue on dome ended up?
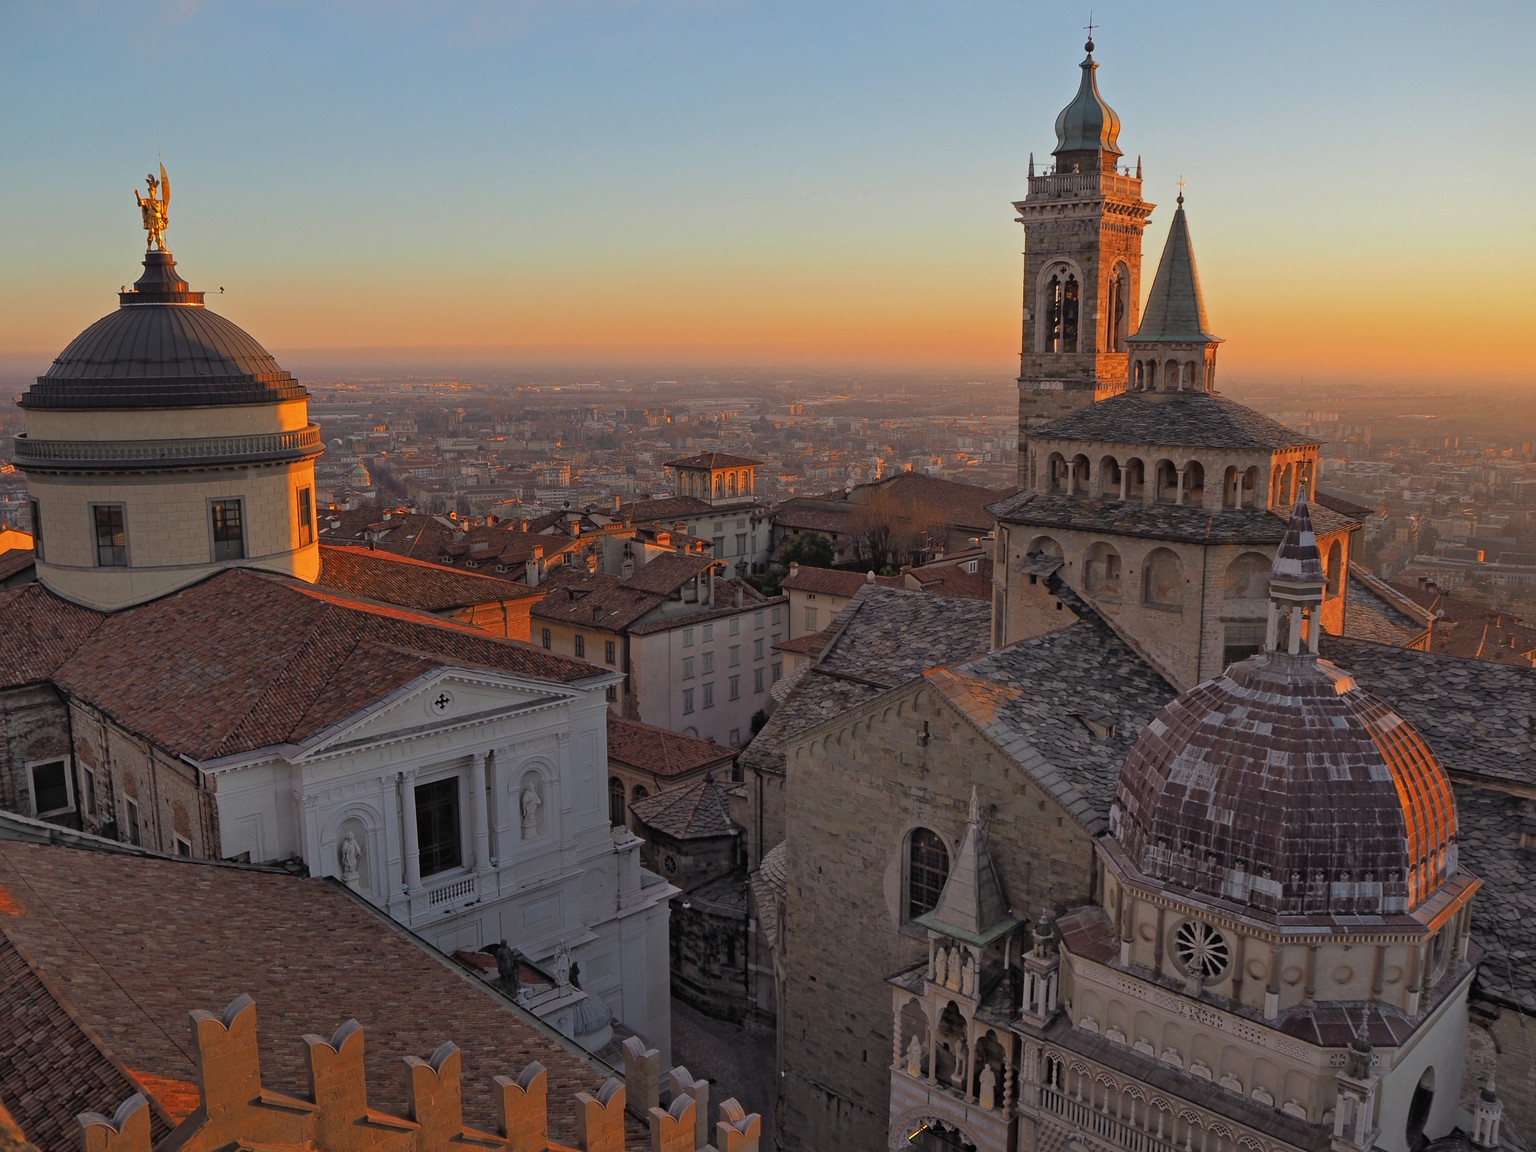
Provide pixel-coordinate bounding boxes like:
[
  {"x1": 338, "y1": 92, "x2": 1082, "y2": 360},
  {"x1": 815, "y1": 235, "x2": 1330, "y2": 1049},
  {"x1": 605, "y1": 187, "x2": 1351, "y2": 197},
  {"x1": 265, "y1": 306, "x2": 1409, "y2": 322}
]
[{"x1": 134, "y1": 164, "x2": 171, "y2": 250}]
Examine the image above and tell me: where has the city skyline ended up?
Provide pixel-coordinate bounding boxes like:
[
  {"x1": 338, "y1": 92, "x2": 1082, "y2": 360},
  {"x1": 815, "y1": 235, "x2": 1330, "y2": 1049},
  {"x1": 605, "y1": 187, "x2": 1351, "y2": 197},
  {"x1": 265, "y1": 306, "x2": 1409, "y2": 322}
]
[{"x1": 3, "y1": 1, "x2": 1531, "y2": 388}]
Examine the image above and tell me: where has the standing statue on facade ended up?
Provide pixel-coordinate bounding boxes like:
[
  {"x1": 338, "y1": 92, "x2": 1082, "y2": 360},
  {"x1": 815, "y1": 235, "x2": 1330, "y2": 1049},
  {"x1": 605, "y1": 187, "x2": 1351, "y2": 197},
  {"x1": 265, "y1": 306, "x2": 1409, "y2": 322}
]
[
  {"x1": 906, "y1": 1034, "x2": 923, "y2": 1077},
  {"x1": 933, "y1": 947, "x2": 948, "y2": 986},
  {"x1": 520, "y1": 781, "x2": 542, "y2": 836},
  {"x1": 338, "y1": 830, "x2": 362, "y2": 886},
  {"x1": 134, "y1": 164, "x2": 171, "y2": 251},
  {"x1": 495, "y1": 940, "x2": 518, "y2": 989}
]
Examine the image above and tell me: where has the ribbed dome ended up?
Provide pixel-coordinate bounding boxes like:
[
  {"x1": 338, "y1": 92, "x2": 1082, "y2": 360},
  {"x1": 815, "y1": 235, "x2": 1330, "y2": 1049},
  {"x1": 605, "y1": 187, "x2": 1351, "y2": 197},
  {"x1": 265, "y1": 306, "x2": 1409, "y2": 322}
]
[
  {"x1": 22, "y1": 251, "x2": 308, "y2": 411},
  {"x1": 1111, "y1": 654, "x2": 1458, "y2": 917},
  {"x1": 1053, "y1": 42, "x2": 1123, "y2": 162}
]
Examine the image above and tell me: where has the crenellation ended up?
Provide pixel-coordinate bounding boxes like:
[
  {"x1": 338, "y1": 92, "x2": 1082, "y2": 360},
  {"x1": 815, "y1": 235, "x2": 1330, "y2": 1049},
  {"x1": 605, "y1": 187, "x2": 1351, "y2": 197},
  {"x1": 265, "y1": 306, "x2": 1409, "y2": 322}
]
[{"x1": 75, "y1": 995, "x2": 761, "y2": 1152}]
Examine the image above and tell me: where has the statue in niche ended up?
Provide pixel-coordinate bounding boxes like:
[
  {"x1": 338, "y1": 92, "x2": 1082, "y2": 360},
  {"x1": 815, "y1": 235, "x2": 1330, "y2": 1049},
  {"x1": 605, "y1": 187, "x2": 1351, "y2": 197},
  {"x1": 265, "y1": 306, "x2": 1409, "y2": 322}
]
[
  {"x1": 520, "y1": 780, "x2": 543, "y2": 837},
  {"x1": 961, "y1": 955, "x2": 976, "y2": 996},
  {"x1": 907, "y1": 1035, "x2": 923, "y2": 1077},
  {"x1": 339, "y1": 835, "x2": 362, "y2": 890},
  {"x1": 980, "y1": 1063, "x2": 997, "y2": 1110},
  {"x1": 933, "y1": 948, "x2": 948, "y2": 986},
  {"x1": 951, "y1": 1041, "x2": 968, "y2": 1087},
  {"x1": 945, "y1": 947, "x2": 961, "y2": 991},
  {"x1": 554, "y1": 941, "x2": 572, "y2": 989}
]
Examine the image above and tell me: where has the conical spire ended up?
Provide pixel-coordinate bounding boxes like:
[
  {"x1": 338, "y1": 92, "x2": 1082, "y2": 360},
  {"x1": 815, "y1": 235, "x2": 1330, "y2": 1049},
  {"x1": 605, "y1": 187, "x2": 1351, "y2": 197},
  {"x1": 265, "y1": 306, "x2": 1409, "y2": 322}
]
[
  {"x1": 1129, "y1": 193, "x2": 1220, "y2": 344},
  {"x1": 1052, "y1": 39, "x2": 1123, "y2": 168},
  {"x1": 1271, "y1": 497, "x2": 1325, "y2": 586},
  {"x1": 916, "y1": 788, "x2": 1023, "y2": 946},
  {"x1": 1264, "y1": 497, "x2": 1326, "y2": 658}
]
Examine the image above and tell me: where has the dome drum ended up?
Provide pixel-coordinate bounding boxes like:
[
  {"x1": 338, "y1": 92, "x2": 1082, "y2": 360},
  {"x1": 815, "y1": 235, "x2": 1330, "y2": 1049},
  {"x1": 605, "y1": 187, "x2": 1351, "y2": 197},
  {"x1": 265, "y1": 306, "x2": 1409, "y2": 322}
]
[{"x1": 12, "y1": 424, "x2": 323, "y2": 474}]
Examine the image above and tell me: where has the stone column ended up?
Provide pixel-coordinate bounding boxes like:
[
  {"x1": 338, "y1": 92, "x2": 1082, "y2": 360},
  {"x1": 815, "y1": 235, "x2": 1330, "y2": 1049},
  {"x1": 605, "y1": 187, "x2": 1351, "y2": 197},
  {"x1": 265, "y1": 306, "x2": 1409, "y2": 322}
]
[
  {"x1": 470, "y1": 751, "x2": 491, "y2": 874},
  {"x1": 401, "y1": 769, "x2": 422, "y2": 894}
]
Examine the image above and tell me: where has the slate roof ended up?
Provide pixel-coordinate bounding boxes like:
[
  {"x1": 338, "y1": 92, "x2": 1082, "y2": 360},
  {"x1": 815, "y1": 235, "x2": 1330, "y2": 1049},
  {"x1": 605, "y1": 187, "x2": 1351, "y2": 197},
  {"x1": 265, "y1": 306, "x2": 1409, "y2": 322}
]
[
  {"x1": 990, "y1": 491, "x2": 1357, "y2": 545},
  {"x1": 1125, "y1": 201, "x2": 1219, "y2": 345},
  {"x1": 739, "y1": 587, "x2": 991, "y2": 781},
  {"x1": 0, "y1": 841, "x2": 634, "y2": 1148},
  {"x1": 925, "y1": 596, "x2": 1176, "y2": 835},
  {"x1": 607, "y1": 715, "x2": 734, "y2": 779},
  {"x1": 315, "y1": 545, "x2": 539, "y2": 612},
  {"x1": 630, "y1": 778, "x2": 738, "y2": 841},
  {"x1": 1454, "y1": 787, "x2": 1536, "y2": 1010},
  {"x1": 664, "y1": 451, "x2": 763, "y2": 470},
  {"x1": 0, "y1": 572, "x2": 605, "y2": 762},
  {"x1": 750, "y1": 844, "x2": 788, "y2": 949},
  {"x1": 1345, "y1": 566, "x2": 1434, "y2": 648},
  {"x1": 1029, "y1": 391, "x2": 1313, "y2": 452}
]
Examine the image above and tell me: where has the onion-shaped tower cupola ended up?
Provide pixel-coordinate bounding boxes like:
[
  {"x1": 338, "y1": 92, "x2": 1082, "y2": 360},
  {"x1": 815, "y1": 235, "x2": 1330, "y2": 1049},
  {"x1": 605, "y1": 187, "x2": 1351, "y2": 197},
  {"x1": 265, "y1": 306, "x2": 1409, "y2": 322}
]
[{"x1": 1052, "y1": 37, "x2": 1124, "y2": 174}]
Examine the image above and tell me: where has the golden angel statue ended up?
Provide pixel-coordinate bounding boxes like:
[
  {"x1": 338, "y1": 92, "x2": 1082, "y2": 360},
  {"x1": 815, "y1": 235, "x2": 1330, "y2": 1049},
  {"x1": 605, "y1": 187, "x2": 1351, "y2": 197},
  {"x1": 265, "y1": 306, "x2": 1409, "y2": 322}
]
[{"x1": 134, "y1": 164, "x2": 171, "y2": 250}]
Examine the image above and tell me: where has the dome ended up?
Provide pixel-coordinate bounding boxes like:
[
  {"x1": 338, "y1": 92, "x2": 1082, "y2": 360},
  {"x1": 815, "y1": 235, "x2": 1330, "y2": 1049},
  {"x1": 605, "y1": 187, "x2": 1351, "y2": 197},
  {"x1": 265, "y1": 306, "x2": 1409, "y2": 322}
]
[
  {"x1": 1111, "y1": 653, "x2": 1458, "y2": 917},
  {"x1": 21, "y1": 251, "x2": 308, "y2": 411},
  {"x1": 1053, "y1": 42, "x2": 1123, "y2": 162}
]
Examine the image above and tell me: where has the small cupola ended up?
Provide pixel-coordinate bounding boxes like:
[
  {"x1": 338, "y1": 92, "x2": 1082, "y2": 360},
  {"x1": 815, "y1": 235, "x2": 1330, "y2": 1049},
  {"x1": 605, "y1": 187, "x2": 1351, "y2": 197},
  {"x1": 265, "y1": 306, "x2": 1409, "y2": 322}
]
[{"x1": 1052, "y1": 38, "x2": 1124, "y2": 174}]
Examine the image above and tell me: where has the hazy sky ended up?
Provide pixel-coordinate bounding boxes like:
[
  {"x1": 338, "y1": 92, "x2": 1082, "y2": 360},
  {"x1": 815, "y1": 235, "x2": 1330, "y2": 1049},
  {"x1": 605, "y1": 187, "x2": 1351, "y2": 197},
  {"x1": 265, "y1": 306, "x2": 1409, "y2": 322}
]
[{"x1": 4, "y1": 1, "x2": 1532, "y2": 387}]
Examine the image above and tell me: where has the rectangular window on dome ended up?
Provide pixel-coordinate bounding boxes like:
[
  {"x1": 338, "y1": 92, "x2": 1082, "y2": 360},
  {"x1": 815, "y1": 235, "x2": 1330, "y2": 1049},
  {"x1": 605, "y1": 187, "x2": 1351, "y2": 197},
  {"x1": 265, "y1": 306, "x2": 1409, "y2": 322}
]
[
  {"x1": 297, "y1": 487, "x2": 315, "y2": 546},
  {"x1": 210, "y1": 499, "x2": 245, "y2": 561},
  {"x1": 28, "y1": 758, "x2": 73, "y2": 817},
  {"x1": 93, "y1": 504, "x2": 127, "y2": 567}
]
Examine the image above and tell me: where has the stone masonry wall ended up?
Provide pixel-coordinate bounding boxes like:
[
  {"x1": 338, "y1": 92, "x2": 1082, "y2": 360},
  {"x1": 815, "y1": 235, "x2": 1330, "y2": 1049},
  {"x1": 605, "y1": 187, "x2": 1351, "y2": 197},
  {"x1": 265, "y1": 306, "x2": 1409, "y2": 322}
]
[{"x1": 777, "y1": 679, "x2": 1096, "y2": 1152}]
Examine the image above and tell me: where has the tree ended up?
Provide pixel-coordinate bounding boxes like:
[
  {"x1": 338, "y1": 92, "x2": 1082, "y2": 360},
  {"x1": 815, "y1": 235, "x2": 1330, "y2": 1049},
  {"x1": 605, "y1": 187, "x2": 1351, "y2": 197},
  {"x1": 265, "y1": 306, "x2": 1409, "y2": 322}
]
[{"x1": 781, "y1": 532, "x2": 834, "y2": 568}]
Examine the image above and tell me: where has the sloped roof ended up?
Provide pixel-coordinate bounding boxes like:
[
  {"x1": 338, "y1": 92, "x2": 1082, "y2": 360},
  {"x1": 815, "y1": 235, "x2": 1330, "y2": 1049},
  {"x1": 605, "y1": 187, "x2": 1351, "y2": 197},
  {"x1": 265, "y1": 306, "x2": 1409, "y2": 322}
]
[
  {"x1": 739, "y1": 587, "x2": 991, "y2": 781},
  {"x1": 916, "y1": 791, "x2": 1024, "y2": 947},
  {"x1": 664, "y1": 451, "x2": 763, "y2": 470},
  {"x1": 0, "y1": 841, "x2": 631, "y2": 1147},
  {"x1": 532, "y1": 571, "x2": 664, "y2": 630},
  {"x1": 1029, "y1": 391, "x2": 1311, "y2": 451},
  {"x1": 989, "y1": 491, "x2": 1358, "y2": 546},
  {"x1": 1125, "y1": 200, "x2": 1218, "y2": 345},
  {"x1": 780, "y1": 566, "x2": 888, "y2": 596},
  {"x1": 316, "y1": 546, "x2": 539, "y2": 612},
  {"x1": 0, "y1": 548, "x2": 35, "y2": 583},
  {"x1": 620, "y1": 495, "x2": 716, "y2": 523},
  {"x1": 607, "y1": 715, "x2": 734, "y2": 779},
  {"x1": 0, "y1": 572, "x2": 604, "y2": 762},
  {"x1": 630, "y1": 778, "x2": 738, "y2": 841},
  {"x1": 621, "y1": 551, "x2": 716, "y2": 595}
]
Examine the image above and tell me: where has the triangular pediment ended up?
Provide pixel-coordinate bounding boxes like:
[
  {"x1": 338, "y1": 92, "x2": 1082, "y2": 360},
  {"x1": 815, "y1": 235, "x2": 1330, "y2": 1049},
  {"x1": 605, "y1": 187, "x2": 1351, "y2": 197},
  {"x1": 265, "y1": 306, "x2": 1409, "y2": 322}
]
[{"x1": 294, "y1": 669, "x2": 577, "y2": 760}]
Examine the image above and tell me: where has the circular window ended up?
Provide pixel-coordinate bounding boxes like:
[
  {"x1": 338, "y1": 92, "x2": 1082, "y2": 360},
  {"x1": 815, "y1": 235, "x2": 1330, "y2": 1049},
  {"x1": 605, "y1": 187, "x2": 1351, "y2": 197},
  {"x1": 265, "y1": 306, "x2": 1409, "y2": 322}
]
[{"x1": 1173, "y1": 920, "x2": 1231, "y2": 981}]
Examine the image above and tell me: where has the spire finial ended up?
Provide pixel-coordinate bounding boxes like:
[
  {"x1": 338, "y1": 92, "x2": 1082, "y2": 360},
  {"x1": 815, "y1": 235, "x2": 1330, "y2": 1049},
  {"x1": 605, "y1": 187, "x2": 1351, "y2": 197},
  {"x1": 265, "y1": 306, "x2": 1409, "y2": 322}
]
[
  {"x1": 1084, "y1": 12, "x2": 1097, "y2": 52},
  {"x1": 1177, "y1": 174, "x2": 1185, "y2": 206}
]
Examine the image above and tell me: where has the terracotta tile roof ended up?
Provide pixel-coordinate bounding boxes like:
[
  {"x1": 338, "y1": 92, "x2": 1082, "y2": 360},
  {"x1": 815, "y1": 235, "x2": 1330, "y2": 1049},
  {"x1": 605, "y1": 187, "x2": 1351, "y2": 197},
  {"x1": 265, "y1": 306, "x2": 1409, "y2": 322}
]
[
  {"x1": 607, "y1": 715, "x2": 734, "y2": 779},
  {"x1": 851, "y1": 472, "x2": 1015, "y2": 532},
  {"x1": 619, "y1": 495, "x2": 715, "y2": 523},
  {"x1": 624, "y1": 586, "x2": 776, "y2": 637},
  {"x1": 902, "y1": 559, "x2": 993, "y2": 600},
  {"x1": 0, "y1": 931, "x2": 175, "y2": 1150},
  {"x1": 31, "y1": 570, "x2": 605, "y2": 761},
  {"x1": 0, "y1": 842, "x2": 631, "y2": 1147},
  {"x1": 780, "y1": 566, "x2": 888, "y2": 597},
  {"x1": 0, "y1": 584, "x2": 106, "y2": 689},
  {"x1": 532, "y1": 572, "x2": 665, "y2": 630},
  {"x1": 0, "y1": 548, "x2": 34, "y2": 583},
  {"x1": 663, "y1": 451, "x2": 763, "y2": 470},
  {"x1": 316, "y1": 545, "x2": 539, "y2": 612},
  {"x1": 769, "y1": 503, "x2": 856, "y2": 535},
  {"x1": 620, "y1": 551, "x2": 716, "y2": 596},
  {"x1": 630, "y1": 778, "x2": 738, "y2": 841}
]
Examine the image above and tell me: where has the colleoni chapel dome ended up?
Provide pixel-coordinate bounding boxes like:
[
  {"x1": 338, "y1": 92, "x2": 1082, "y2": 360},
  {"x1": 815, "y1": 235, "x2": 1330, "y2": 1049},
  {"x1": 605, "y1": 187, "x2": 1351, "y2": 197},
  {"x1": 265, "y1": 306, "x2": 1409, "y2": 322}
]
[{"x1": 1108, "y1": 501, "x2": 1459, "y2": 918}]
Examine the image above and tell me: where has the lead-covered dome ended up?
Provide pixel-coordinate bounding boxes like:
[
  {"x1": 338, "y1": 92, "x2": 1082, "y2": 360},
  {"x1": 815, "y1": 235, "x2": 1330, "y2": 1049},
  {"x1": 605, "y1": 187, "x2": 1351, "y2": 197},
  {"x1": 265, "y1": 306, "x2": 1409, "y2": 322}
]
[
  {"x1": 1111, "y1": 653, "x2": 1458, "y2": 917},
  {"x1": 1053, "y1": 40, "x2": 1123, "y2": 164},
  {"x1": 21, "y1": 250, "x2": 308, "y2": 411}
]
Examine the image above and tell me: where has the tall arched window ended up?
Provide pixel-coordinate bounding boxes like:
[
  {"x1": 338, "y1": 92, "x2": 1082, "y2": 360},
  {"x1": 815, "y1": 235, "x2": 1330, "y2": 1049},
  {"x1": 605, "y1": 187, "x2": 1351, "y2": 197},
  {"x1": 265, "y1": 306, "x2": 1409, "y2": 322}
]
[
  {"x1": 1045, "y1": 272, "x2": 1080, "y2": 353},
  {"x1": 907, "y1": 827, "x2": 950, "y2": 920},
  {"x1": 1107, "y1": 264, "x2": 1130, "y2": 353}
]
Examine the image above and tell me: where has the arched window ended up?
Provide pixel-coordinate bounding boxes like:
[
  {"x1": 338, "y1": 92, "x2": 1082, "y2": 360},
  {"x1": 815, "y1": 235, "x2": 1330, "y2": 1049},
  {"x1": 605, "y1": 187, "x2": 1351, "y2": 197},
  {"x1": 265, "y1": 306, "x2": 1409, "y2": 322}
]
[
  {"x1": 1069, "y1": 454, "x2": 1091, "y2": 495},
  {"x1": 1125, "y1": 459, "x2": 1147, "y2": 501},
  {"x1": 1099, "y1": 455, "x2": 1122, "y2": 498},
  {"x1": 1224, "y1": 552, "x2": 1271, "y2": 600},
  {"x1": 1026, "y1": 535, "x2": 1063, "y2": 559},
  {"x1": 609, "y1": 777, "x2": 626, "y2": 829},
  {"x1": 1153, "y1": 459, "x2": 1180, "y2": 504},
  {"x1": 1045, "y1": 272, "x2": 1080, "y2": 353},
  {"x1": 1325, "y1": 540, "x2": 1342, "y2": 595},
  {"x1": 907, "y1": 827, "x2": 950, "y2": 921},
  {"x1": 1107, "y1": 263, "x2": 1131, "y2": 353},
  {"x1": 1183, "y1": 461, "x2": 1205, "y2": 507},
  {"x1": 1046, "y1": 452, "x2": 1068, "y2": 494},
  {"x1": 1406, "y1": 1067, "x2": 1435, "y2": 1148}
]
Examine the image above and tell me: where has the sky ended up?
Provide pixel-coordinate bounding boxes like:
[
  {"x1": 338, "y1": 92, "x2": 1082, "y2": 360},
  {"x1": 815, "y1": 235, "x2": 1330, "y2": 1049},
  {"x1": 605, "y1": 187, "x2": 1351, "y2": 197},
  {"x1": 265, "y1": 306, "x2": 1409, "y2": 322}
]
[{"x1": 3, "y1": 1, "x2": 1533, "y2": 388}]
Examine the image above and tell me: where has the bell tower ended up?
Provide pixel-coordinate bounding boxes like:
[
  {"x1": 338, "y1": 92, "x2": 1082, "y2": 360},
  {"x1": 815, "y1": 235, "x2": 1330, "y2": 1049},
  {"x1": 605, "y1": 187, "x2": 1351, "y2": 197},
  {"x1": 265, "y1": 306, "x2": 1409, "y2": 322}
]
[{"x1": 1014, "y1": 37, "x2": 1153, "y2": 484}]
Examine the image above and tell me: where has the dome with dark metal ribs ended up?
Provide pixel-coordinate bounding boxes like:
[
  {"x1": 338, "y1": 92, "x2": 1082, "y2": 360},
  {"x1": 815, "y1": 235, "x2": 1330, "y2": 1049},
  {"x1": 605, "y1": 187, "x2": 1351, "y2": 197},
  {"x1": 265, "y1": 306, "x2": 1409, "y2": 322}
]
[
  {"x1": 1111, "y1": 654, "x2": 1458, "y2": 918},
  {"x1": 21, "y1": 250, "x2": 308, "y2": 411}
]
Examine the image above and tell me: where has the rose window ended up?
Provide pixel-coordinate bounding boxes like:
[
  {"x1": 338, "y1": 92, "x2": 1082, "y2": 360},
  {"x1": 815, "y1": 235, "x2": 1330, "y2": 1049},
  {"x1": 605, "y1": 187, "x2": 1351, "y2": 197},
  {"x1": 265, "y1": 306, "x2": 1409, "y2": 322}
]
[{"x1": 1173, "y1": 920, "x2": 1230, "y2": 980}]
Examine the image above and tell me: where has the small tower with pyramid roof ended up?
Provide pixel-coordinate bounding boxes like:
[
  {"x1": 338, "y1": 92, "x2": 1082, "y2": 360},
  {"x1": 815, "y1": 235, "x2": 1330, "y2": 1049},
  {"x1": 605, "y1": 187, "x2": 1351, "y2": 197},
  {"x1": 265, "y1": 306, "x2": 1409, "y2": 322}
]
[
  {"x1": 1124, "y1": 189, "x2": 1224, "y2": 395},
  {"x1": 887, "y1": 789, "x2": 1025, "y2": 1147},
  {"x1": 1013, "y1": 36, "x2": 1154, "y2": 483}
]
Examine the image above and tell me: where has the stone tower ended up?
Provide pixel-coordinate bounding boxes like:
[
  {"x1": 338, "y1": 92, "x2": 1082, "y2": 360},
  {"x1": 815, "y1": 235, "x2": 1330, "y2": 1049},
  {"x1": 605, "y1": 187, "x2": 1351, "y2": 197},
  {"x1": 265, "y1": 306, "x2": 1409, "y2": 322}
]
[
  {"x1": 14, "y1": 230, "x2": 324, "y2": 611},
  {"x1": 1014, "y1": 37, "x2": 1153, "y2": 484}
]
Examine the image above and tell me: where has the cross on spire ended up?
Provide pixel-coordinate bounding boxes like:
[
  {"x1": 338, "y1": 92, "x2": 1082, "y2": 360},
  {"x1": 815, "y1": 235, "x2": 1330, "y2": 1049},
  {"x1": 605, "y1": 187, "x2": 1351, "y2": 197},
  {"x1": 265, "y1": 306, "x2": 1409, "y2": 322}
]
[
  {"x1": 1085, "y1": 13, "x2": 1097, "y2": 41},
  {"x1": 1177, "y1": 174, "x2": 1186, "y2": 205}
]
